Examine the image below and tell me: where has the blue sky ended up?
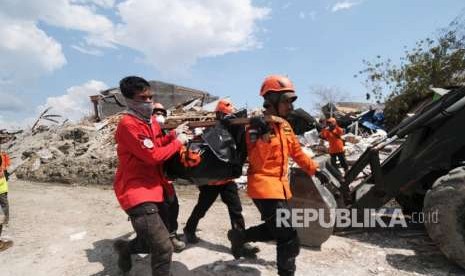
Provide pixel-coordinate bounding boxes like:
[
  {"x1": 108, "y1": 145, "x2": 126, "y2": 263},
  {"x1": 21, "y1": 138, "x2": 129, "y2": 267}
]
[{"x1": 0, "y1": 0, "x2": 464, "y2": 129}]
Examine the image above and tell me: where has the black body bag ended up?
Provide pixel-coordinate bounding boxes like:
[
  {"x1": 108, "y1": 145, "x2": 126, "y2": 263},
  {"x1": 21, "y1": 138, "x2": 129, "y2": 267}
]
[{"x1": 165, "y1": 111, "x2": 247, "y2": 185}]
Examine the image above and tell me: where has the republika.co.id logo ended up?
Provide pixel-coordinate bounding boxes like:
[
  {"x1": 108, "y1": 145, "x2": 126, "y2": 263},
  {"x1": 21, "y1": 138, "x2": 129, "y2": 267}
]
[{"x1": 276, "y1": 208, "x2": 439, "y2": 228}]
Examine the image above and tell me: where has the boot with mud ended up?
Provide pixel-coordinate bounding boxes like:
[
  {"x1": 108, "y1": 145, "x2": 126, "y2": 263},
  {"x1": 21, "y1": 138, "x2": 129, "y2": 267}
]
[
  {"x1": 170, "y1": 233, "x2": 186, "y2": 252},
  {"x1": 113, "y1": 240, "x2": 132, "y2": 273},
  {"x1": 227, "y1": 229, "x2": 259, "y2": 259}
]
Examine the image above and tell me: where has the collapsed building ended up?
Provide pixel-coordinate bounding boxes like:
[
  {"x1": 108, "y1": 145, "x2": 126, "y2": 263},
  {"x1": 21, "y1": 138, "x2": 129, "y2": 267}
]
[
  {"x1": 89, "y1": 80, "x2": 218, "y2": 121},
  {"x1": 321, "y1": 101, "x2": 385, "y2": 136}
]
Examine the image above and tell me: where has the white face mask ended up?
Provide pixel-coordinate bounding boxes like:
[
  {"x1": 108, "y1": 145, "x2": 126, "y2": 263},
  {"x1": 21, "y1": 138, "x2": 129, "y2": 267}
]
[{"x1": 155, "y1": 115, "x2": 166, "y2": 124}]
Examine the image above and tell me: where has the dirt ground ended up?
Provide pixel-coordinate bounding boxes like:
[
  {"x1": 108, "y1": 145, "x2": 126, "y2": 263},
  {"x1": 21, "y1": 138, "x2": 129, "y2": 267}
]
[{"x1": 0, "y1": 180, "x2": 464, "y2": 276}]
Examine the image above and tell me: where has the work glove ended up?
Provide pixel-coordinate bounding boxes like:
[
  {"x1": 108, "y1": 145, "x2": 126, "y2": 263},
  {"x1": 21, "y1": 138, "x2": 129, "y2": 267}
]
[
  {"x1": 176, "y1": 133, "x2": 189, "y2": 145},
  {"x1": 174, "y1": 122, "x2": 189, "y2": 136},
  {"x1": 315, "y1": 169, "x2": 330, "y2": 184},
  {"x1": 249, "y1": 116, "x2": 270, "y2": 137},
  {"x1": 193, "y1": 127, "x2": 204, "y2": 136}
]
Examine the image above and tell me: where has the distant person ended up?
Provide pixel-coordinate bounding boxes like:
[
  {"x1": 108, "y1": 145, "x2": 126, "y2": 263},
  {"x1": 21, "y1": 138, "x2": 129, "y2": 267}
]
[
  {"x1": 0, "y1": 152, "x2": 13, "y2": 252},
  {"x1": 113, "y1": 76, "x2": 189, "y2": 275},
  {"x1": 320, "y1": 117, "x2": 349, "y2": 173},
  {"x1": 152, "y1": 102, "x2": 186, "y2": 253},
  {"x1": 183, "y1": 99, "x2": 259, "y2": 258}
]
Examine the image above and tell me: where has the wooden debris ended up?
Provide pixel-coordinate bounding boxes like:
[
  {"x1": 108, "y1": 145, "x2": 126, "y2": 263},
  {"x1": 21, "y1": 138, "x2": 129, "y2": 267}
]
[{"x1": 162, "y1": 115, "x2": 285, "y2": 129}]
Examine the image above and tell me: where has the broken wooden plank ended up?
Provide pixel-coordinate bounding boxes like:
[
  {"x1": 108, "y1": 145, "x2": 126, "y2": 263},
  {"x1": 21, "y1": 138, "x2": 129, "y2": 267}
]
[{"x1": 162, "y1": 115, "x2": 285, "y2": 129}]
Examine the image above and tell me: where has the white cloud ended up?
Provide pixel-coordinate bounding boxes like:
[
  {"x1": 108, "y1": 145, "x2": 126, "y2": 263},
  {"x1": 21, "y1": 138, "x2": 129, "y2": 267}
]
[
  {"x1": 0, "y1": 0, "x2": 116, "y2": 54},
  {"x1": 299, "y1": 11, "x2": 306, "y2": 19},
  {"x1": 0, "y1": 16, "x2": 66, "y2": 82},
  {"x1": 0, "y1": 0, "x2": 117, "y2": 85},
  {"x1": 331, "y1": 1, "x2": 361, "y2": 12},
  {"x1": 0, "y1": 0, "x2": 114, "y2": 34},
  {"x1": 71, "y1": 0, "x2": 115, "y2": 9},
  {"x1": 114, "y1": 0, "x2": 270, "y2": 74},
  {"x1": 37, "y1": 80, "x2": 109, "y2": 122},
  {"x1": 71, "y1": 44, "x2": 104, "y2": 56},
  {"x1": 0, "y1": 0, "x2": 270, "y2": 90}
]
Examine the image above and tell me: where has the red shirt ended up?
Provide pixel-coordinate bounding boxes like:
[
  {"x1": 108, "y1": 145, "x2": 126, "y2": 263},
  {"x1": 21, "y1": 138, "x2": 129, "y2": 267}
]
[{"x1": 114, "y1": 114, "x2": 182, "y2": 210}]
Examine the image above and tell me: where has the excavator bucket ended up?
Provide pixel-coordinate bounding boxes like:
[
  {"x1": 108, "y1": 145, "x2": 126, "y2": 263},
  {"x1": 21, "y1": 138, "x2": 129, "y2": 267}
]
[{"x1": 289, "y1": 158, "x2": 341, "y2": 247}]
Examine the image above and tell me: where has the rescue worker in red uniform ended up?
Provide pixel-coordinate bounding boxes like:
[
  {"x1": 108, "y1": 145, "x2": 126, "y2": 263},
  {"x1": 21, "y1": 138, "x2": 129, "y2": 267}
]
[
  {"x1": 113, "y1": 76, "x2": 189, "y2": 276},
  {"x1": 183, "y1": 99, "x2": 259, "y2": 258},
  {"x1": 152, "y1": 102, "x2": 186, "y2": 253},
  {"x1": 320, "y1": 117, "x2": 349, "y2": 173},
  {"x1": 228, "y1": 75, "x2": 322, "y2": 276}
]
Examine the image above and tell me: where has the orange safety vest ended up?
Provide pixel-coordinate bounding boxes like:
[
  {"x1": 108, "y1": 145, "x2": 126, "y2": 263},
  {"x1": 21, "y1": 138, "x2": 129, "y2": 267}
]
[
  {"x1": 0, "y1": 153, "x2": 10, "y2": 171},
  {"x1": 321, "y1": 126, "x2": 345, "y2": 154},
  {"x1": 246, "y1": 119, "x2": 319, "y2": 200}
]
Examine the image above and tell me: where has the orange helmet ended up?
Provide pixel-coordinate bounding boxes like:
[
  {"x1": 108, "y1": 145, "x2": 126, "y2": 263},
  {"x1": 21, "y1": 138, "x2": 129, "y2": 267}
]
[
  {"x1": 327, "y1": 117, "x2": 337, "y2": 125},
  {"x1": 152, "y1": 102, "x2": 167, "y2": 116},
  {"x1": 215, "y1": 99, "x2": 234, "y2": 114},
  {"x1": 260, "y1": 75, "x2": 295, "y2": 97}
]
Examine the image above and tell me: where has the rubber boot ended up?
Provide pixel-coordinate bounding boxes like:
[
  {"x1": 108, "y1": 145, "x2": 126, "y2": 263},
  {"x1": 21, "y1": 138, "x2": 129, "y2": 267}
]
[
  {"x1": 113, "y1": 240, "x2": 132, "y2": 273},
  {"x1": 227, "y1": 229, "x2": 246, "y2": 259}
]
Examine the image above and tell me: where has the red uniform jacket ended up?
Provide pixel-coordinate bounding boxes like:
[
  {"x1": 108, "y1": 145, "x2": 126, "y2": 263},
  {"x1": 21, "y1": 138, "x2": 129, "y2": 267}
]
[{"x1": 114, "y1": 114, "x2": 181, "y2": 210}]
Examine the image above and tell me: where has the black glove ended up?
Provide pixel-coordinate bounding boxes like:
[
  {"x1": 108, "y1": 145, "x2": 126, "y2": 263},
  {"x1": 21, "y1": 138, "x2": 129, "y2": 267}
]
[
  {"x1": 220, "y1": 114, "x2": 235, "y2": 128},
  {"x1": 249, "y1": 116, "x2": 270, "y2": 137},
  {"x1": 315, "y1": 170, "x2": 330, "y2": 184}
]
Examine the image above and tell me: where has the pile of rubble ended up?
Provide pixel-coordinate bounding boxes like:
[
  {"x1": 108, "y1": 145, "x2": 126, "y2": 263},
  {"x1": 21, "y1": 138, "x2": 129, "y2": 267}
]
[
  {"x1": 2, "y1": 98, "x2": 224, "y2": 186},
  {"x1": 298, "y1": 128, "x2": 395, "y2": 165},
  {"x1": 1, "y1": 94, "x2": 222, "y2": 186},
  {"x1": 3, "y1": 116, "x2": 120, "y2": 185}
]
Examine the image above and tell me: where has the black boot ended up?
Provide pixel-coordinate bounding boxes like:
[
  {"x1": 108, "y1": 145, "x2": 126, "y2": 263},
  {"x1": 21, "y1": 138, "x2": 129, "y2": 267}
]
[
  {"x1": 113, "y1": 240, "x2": 132, "y2": 273},
  {"x1": 227, "y1": 229, "x2": 246, "y2": 259},
  {"x1": 241, "y1": 242, "x2": 260, "y2": 258},
  {"x1": 183, "y1": 228, "x2": 199, "y2": 244},
  {"x1": 278, "y1": 270, "x2": 295, "y2": 276}
]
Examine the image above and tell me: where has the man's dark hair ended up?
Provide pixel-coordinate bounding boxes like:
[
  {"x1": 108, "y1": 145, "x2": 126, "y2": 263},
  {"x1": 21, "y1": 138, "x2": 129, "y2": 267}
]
[{"x1": 119, "y1": 76, "x2": 151, "y2": 99}]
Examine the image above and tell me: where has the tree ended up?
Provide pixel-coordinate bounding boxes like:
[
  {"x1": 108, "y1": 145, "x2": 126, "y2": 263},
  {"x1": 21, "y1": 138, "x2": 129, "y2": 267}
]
[
  {"x1": 357, "y1": 16, "x2": 465, "y2": 129},
  {"x1": 308, "y1": 85, "x2": 349, "y2": 116}
]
